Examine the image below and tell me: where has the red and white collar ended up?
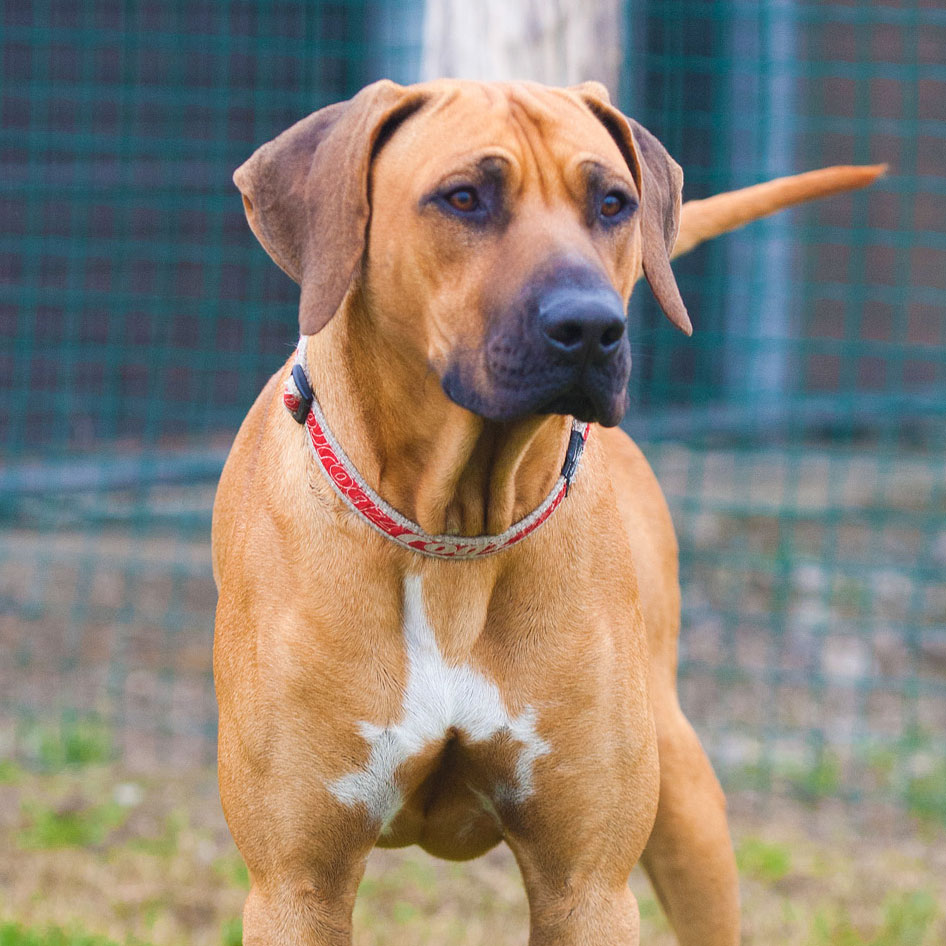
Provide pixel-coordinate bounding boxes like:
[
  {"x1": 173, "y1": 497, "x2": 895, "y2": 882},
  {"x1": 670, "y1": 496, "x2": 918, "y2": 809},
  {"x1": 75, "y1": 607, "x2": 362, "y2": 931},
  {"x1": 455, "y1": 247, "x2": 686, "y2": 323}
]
[{"x1": 283, "y1": 337, "x2": 590, "y2": 560}]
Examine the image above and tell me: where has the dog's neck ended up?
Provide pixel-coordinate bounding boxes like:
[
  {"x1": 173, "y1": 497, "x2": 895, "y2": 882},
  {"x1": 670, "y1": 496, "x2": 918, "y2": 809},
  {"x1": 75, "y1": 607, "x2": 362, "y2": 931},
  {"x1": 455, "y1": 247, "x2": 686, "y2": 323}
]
[{"x1": 301, "y1": 298, "x2": 571, "y2": 538}]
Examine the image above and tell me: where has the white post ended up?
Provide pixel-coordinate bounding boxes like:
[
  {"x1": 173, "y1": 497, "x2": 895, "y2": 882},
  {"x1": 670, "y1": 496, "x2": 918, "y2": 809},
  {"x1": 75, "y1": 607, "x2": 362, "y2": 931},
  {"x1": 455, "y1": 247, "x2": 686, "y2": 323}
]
[{"x1": 421, "y1": 0, "x2": 623, "y2": 93}]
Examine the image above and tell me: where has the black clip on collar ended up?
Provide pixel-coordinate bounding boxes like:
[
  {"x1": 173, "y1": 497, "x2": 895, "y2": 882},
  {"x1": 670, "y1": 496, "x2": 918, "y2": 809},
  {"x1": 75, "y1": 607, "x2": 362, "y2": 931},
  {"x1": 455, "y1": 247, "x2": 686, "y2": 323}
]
[
  {"x1": 290, "y1": 363, "x2": 314, "y2": 424},
  {"x1": 561, "y1": 426, "x2": 586, "y2": 495}
]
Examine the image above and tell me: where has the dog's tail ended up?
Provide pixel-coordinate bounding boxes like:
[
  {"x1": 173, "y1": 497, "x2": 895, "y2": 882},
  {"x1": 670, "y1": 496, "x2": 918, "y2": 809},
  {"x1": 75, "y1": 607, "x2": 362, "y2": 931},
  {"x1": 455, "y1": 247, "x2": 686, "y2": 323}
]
[{"x1": 672, "y1": 164, "x2": 886, "y2": 260}]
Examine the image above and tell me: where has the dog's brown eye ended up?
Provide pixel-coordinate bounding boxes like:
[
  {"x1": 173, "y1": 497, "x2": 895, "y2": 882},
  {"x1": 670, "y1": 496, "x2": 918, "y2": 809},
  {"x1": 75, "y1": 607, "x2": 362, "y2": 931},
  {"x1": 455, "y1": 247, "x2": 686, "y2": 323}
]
[
  {"x1": 600, "y1": 192, "x2": 627, "y2": 218},
  {"x1": 446, "y1": 188, "x2": 479, "y2": 212}
]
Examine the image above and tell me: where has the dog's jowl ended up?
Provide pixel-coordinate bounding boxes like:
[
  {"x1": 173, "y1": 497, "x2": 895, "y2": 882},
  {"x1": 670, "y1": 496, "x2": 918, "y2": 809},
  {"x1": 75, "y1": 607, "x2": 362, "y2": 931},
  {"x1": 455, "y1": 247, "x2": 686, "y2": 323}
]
[{"x1": 214, "y1": 78, "x2": 882, "y2": 946}]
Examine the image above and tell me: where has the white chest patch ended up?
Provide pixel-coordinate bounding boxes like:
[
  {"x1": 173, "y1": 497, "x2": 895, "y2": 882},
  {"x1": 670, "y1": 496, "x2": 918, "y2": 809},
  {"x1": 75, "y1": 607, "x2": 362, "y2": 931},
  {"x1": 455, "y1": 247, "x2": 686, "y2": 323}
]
[{"x1": 329, "y1": 574, "x2": 550, "y2": 826}]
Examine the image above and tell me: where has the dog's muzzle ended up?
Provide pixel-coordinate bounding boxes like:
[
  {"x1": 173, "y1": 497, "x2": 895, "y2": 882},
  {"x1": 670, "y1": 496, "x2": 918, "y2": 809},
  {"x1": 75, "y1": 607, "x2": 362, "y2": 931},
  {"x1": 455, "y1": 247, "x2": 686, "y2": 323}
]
[{"x1": 442, "y1": 265, "x2": 633, "y2": 427}]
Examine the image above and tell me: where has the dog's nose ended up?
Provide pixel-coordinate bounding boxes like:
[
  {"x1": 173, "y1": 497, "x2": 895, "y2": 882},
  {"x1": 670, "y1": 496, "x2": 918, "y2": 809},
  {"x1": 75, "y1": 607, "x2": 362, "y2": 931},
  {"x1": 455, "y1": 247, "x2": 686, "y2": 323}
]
[{"x1": 538, "y1": 287, "x2": 627, "y2": 364}]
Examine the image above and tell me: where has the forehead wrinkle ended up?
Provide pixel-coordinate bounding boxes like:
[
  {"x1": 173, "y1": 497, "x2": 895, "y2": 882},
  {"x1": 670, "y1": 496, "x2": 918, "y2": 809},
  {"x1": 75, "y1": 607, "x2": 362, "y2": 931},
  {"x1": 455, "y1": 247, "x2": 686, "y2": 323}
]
[
  {"x1": 479, "y1": 82, "x2": 508, "y2": 110},
  {"x1": 504, "y1": 97, "x2": 569, "y2": 206},
  {"x1": 504, "y1": 85, "x2": 632, "y2": 206}
]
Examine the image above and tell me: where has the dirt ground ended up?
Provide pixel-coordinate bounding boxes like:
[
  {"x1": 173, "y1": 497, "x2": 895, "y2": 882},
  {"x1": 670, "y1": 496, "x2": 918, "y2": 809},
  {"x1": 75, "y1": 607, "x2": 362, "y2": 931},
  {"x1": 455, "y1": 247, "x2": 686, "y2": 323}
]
[{"x1": 0, "y1": 759, "x2": 944, "y2": 946}]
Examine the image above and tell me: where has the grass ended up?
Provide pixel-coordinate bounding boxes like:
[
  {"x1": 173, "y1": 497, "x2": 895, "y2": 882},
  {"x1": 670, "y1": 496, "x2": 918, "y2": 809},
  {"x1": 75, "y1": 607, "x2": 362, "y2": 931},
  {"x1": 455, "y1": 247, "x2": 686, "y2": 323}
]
[
  {"x1": 810, "y1": 891, "x2": 939, "y2": 946},
  {"x1": 904, "y1": 764, "x2": 946, "y2": 825},
  {"x1": 18, "y1": 801, "x2": 127, "y2": 850},
  {"x1": 16, "y1": 718, "x2": 113, "y2": 773},
  {"x1": 727, "y1": 729, "x2": 946, "y2": 830},
  {"x1": 784, "y1": 751, "x2": 843, "y2": 803},
  {"x1": 128, "y1": 812, "x2": 184, "y2": 859},
  {"x1": 878, "y1": 892, "x2": 940, "y2": 946},
  {"x1": 213, "y1": 853, "x2": 250, "y2": 891},
  {"x1": 736, "y1": 837, "x2": 792, "y2": 883},
  {"x1": 864, "y1": 728, "x2": 946, "y2": 827},
  {"x1": 0, "y1": 760, "x2": 22, "y2": 784},
  {"x1": 0, "y1": 763, "x2": 943, "y2": 946},
  {"x1": 0, "y1": 922, "x2": 137, "y2": 946},
  {"x1": 219, "y1": 918, "x2": 242, "y2": 946}
]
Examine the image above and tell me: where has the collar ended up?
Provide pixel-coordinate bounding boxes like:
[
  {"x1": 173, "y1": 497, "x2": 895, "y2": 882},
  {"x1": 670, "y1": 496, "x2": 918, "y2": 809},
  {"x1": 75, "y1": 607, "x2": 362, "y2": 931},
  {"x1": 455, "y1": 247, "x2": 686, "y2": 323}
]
[{"x1": 283, "y1": 338, "x2": 590, "y2": 560}]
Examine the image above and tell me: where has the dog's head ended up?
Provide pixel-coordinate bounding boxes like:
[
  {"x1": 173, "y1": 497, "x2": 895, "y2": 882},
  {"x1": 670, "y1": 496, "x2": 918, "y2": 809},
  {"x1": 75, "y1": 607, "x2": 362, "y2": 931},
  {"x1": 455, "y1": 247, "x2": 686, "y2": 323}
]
[{"x1": 234, "y1": 79, "x2": 689, "y2": 428}]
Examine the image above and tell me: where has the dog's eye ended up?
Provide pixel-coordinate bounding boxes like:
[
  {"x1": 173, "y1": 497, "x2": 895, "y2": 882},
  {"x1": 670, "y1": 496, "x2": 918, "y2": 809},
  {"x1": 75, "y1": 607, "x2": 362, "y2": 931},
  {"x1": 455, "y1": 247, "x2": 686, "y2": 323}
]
[
  {"x1": 600, "y1": 191, "x2": 630, "y2": 219},
  {"x1": 445, "y1": 188, "x2": 480, "y2": 213}
]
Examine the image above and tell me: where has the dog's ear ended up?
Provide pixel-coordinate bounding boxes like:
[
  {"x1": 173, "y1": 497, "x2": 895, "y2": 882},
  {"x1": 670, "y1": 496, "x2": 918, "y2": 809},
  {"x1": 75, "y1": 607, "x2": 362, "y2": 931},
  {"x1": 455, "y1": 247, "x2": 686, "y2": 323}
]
[
  {"x1": 233, "y1": 79, "x2": 427, "y2": 335},
  {"x1": 569, "y1": 80, "x2": 613, "y2": 105},
  {"x1": 576, "y1": 90, "x2": 692, "y2": 336}
]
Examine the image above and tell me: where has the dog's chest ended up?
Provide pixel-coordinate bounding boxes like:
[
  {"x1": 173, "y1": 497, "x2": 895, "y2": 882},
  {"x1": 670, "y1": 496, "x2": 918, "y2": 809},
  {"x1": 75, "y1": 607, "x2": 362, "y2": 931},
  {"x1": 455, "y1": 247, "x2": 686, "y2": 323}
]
[{"x1": 329, "y1": 574, "x2": 548, "y2": 828}]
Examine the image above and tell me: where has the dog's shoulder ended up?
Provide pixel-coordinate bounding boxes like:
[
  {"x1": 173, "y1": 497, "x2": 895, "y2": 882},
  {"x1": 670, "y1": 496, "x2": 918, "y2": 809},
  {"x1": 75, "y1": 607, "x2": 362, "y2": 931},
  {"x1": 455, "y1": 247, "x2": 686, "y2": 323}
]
[
  {"x1": 599, "y1": 427, "x2": 675, "y2": 543},
  {"x1": 599, "y1": 426, "x2": 682, "y2": 669},
  {"x1": 211, "y1": 364, "x2": 287, "y2": 586}
]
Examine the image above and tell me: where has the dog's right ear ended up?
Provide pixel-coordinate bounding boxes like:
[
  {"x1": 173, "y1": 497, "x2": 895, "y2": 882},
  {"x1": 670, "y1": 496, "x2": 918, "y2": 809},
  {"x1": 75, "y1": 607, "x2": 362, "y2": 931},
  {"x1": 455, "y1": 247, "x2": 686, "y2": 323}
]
[{"x1": 233, "y1": 80, "x2": 427, "y2": 335}]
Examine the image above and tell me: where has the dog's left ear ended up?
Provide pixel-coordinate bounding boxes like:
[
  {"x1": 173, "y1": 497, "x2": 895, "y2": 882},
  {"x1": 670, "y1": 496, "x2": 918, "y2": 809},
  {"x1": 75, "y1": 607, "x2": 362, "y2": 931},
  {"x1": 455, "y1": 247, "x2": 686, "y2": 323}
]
[
  {"x1": 574, "y1": 86, "x2": 693, "y2": 336},
  {"x1": 233, "y1": 80, "x2": 427, "y2": 335}
]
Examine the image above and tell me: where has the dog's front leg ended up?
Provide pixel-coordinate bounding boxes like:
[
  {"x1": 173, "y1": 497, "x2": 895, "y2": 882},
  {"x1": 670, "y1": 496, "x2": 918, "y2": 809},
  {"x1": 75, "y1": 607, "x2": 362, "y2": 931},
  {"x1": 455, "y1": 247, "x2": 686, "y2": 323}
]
[
  {"x1": 221, "y1": 770, "x2": 376, "y2": 946},
  {"x1": 217, "y1": 664, "x2": 381, "y2": 946},
  {"x1": 500, "y1": 714, "x2": 660, "y2": 946},
  {"x1": 522, "y1": 879, "x2": 644, "y2": 946},
  {"x1": 509, "y1": 779, "x2": 659, "y2": 946},
  {"x1": 241, "y1": 872, "x2": 362, "y2": 946}
]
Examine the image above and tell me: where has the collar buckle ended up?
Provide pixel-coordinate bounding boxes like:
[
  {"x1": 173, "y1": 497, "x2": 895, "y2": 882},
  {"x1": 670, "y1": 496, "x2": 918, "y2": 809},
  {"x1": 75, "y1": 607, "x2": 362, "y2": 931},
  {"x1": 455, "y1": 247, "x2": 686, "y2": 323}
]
[
  {"x1": 287, "y1": 363, "x2": 314, "y2": 424},
  {"x1": 560, "y1": 426, "x2": 586, "y2": 493}
]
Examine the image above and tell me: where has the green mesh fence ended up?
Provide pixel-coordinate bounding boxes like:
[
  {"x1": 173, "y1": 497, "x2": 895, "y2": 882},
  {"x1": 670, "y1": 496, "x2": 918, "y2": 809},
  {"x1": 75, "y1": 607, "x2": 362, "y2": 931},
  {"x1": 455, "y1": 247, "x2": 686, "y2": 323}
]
[
  {"x1": 1, "y1": 0, "x2": 944, "y2": 812},
  {"x1": 621, "y1": 0, "x2": 946, "y2": 814}
]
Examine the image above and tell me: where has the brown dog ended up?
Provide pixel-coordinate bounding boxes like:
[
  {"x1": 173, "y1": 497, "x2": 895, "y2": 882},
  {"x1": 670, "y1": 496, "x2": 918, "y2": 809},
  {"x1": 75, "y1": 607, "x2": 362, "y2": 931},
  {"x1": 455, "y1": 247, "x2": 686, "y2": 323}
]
[{"x1": 213, "y1": 79, "x2": 882, "y2": 945}]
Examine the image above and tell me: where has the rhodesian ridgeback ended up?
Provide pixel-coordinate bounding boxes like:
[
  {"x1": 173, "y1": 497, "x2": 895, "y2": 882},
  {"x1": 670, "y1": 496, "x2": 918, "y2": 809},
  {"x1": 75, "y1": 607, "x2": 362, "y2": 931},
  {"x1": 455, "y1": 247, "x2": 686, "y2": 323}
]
[{"x1": 213, "y1": 79, "x2": 882, "y2": 945}]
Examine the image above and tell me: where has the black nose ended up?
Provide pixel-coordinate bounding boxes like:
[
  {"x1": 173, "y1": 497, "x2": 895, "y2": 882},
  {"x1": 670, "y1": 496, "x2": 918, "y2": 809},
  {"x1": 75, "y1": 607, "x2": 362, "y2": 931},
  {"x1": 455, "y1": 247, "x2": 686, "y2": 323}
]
[{"x1": 538, "y1": 287, "x2": 627, "y2": 364}]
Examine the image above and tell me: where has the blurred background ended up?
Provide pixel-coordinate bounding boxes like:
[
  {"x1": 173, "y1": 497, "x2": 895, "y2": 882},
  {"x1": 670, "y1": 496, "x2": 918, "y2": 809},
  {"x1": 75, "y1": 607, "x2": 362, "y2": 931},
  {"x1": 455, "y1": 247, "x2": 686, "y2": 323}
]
[{"x1": 1, "y1": 1, "x2": 944, "y2": 944}]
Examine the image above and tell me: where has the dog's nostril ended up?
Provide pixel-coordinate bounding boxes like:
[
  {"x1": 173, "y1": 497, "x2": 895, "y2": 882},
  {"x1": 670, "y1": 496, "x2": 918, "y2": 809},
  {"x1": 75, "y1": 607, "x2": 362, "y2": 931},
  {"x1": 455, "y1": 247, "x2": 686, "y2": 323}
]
[
  {"x1": 547, "y1": 320, "x2": 585, "y2": 349},
  {"x1": 538, "y1": 286, "x2": 627, "y2": 361},
  {"x1": 600, "y1": 322, "x2": 624, "y2": 348},
  {"x1": 543, "y1": 315, "x2": 625, "y2": 353}
]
